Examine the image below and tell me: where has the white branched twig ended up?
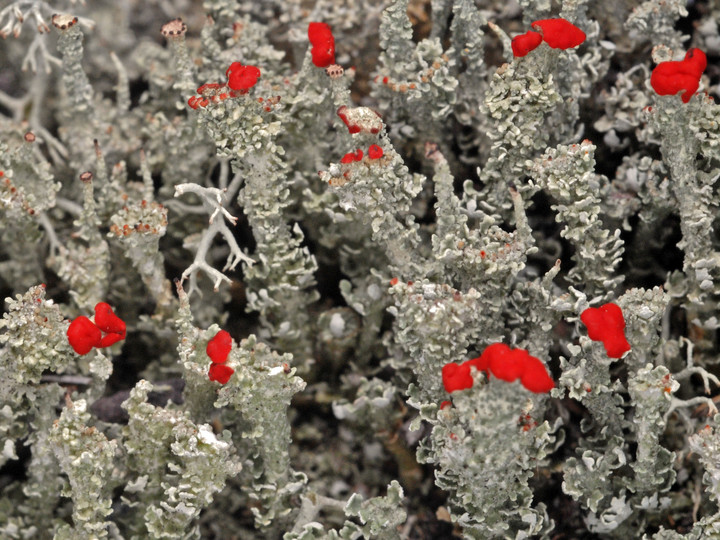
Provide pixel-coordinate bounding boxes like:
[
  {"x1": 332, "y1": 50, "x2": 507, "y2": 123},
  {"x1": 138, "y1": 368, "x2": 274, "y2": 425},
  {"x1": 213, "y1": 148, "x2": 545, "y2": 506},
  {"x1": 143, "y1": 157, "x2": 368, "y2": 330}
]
[
  {"x1": 21, "y1": 32, "x2": 60, "y2": 73},
  {"x1": 163, "y1": 200, "x2": 209, "y2": 215},
  {"x1": 109, "y1": 52, "x2": 130, "y2": 114},
  {"x1": 665, "y1": 396, "x2": 718, "y2": 424},
  {"x1": 173, "y1": 179, "x2": 253, "y2": 295},
  {"x1": 174, "y1": 183, "x2": 238, "y2": 225},
  {"x1": 674, "y1": 337, "x2": 720, "y2": 392},
  {"x1": 0, "y1": 1, "x2": 92, "y2": 39},
  {"x1": 54, "y1": 196, "x2": 83, "y2": 216},
  {"x1": 664, "y1": 337, "x2": 720, "y2": 422},
  {"x1": 36, "y1": 211, "x2": 63, "y2": 257}
]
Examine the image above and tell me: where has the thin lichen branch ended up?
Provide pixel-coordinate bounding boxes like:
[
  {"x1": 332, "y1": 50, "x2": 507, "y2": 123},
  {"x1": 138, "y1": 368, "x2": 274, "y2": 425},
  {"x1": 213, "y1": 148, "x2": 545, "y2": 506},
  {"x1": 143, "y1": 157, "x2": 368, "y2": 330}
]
[
  {"x1": 0, "y1": 2, "x2": 93, "y2": 39},
  {"x1": 674, "y1": 337, "x2": 720, "y2": 393},
  {"x1": 662, "y1": 339, "x2": 720, "y2": 422},
  {"x1": 21, "y1": 32, "x2": 60, "y2": 73},
  {"x1": 179, "y1": 218, "x2": 253, "y2": 294},
  {"x1": 54, "y1": 197, "x2": 83, "y2": 216},
  {"x1": 0, "y1": 89, "x2": 30, "y2": 122},
  {"x1": 174, "y1": 182, "x2": 254, "y2": 295},
  {"x1": 174, "y1": 182, "x2": 238, "y2": 225},
  {"x1": 109, "y1": 52, "x2": 130, "y2": 114},
  {"x1": 664, "y1": 395, "x2": 718, "y2": 423},
  {"x1": 36, "y1": 211, "x2": 63, "y2": 257},
  {"x1": 163, "y1": 200, "x2": 210, "y2": 216}
]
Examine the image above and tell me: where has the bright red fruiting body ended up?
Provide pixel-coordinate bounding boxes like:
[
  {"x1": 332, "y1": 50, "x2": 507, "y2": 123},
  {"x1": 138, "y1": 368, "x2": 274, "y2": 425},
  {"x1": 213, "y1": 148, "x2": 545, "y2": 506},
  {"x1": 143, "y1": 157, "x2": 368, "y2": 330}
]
[
  {"x1": 466, "y1": 351, "x2": 489, "y2": 373},
  {"x1": 336, "y1": 106, "x2": 383, "y2": 135},
  {"x1": 207, "y1": 330, "x2": 232, "y2": 364},
  {"x1": 440, "y1": 400, "x2": 451, "y2": 409},
  {"x1": 580, "y1": 303, "x2": 631, "y2": 358},
  {"x1": 197, "y1": 83, "x2": 224, "y2": 94},
  {"x1": 226, "y1": 62, "x2": 261, "y2": 91},
  {"x1": 99, "y1": 331, "x2": 125, "y2": 348},
  {"x1": 482, "y1": 343, "x2": 554, "y2": 392},
  {"x1": 337, "y1": 106, "x2": 361, "y2": 134},
  {"x1": 531, "y1": 18, "x2": 586, "y2": 49},
  {"x1": 444, "y1": 343, "x2": 554, "y2": 394},
  {"x1": 187, "y1": 80, "x2": 248, "y2": 110},
  {"x1": 520, "y1": 356, "x2": 556, "y2": 393},
  {"x1": 390, "y1": 277, "x2": 399, "y2": 286},
  {"x1": 67, "y1": 316, "x2": 102, "y2": 355},
  {"x1": 511, "y1": 30, "x2": 542, "y2": 57},
  {"x1": 311, "y1": 42, "x2": 335, "y2": 68},
  {"x1": 650, "y1": 48, "x2": 707, "y2": 103},
  {"x1": 308, "y1": 22, "x2": 335, "y2": 67},
  {"x1": 94, "y1": 302, "x2": 126, "y2": 347},
  {"x1": 95, "y1": 302, "x2": 126, "y2": 336},
  {"x1": 208, "y1": 363, "x2": 235, "y2": 384},
  {"x1": 340, "y1": 149, "x2": 364, "y2": 164},
  {"x1": 442, "y1": 362, "x2": 474, "y2": 393},
  {"x1": 368, "y1": 144, "x2": 384, "y2": 159},
  {"x1": 67, "y1": 303, "x2": 127, "y2": 355},
  {"x1": 308, "y1": 23, "x2": 333, "y2": 45},
  {"x1": 487, "y1": 345, "x2": 528, "y2": 382}
]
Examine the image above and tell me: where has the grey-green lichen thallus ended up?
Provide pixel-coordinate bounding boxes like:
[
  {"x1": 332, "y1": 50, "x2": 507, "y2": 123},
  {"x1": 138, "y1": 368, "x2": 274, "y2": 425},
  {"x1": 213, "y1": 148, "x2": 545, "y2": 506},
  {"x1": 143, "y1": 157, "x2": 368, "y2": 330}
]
[{"x1": 1, "y1": 0, "x2": 720, "y2": 538}]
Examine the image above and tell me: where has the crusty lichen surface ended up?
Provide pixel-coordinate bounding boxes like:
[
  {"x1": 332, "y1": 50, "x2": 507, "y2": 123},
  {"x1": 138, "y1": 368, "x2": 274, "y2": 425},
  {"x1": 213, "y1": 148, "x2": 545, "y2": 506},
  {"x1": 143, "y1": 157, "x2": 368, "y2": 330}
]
[{"x1": 2, "y1": 1, "x2": 720, "y2": 538}]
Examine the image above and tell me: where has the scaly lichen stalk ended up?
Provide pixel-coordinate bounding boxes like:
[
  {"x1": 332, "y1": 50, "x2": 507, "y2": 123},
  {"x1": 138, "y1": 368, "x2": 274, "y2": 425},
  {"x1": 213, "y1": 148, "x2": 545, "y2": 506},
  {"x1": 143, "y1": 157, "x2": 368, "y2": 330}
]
[
  {"x1": 651, "y1": 97, "x2": 719, "y2": 319},
  {"x1": 195, "y1": 93, "x2": 319, "y2": 363},
  {"x1": 531, "y1": 141, "x2": 625, "y2": 298},
  {"x1": 50, "y1": 398, "x2": 117, "y2": 540},
  {"x1": 53, "y1": 14, "x2": 97, "y2": 168}
]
